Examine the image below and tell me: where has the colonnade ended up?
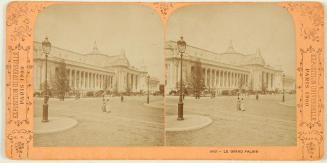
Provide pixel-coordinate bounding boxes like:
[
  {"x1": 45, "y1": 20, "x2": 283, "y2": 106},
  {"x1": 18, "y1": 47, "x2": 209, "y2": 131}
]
[
  {"x1": 66, "y1": 68, "x2": 114, "y2": 91},
  {"x1": 261, "y1": 71, "x2": 275, "y2": 91},
  {"x1": 166, "y1": 61, "x2": 249, "y2": 91},
  {"x1": 201, "y1": 68, "x2": 249, "y2": 90},
  {"x1": 126, "y1": 72, "x2": 139, "y2": 92}
]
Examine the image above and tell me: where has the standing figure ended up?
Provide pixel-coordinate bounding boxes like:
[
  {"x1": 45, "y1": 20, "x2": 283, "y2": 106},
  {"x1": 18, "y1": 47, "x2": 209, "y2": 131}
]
[
  {"x1": 105, "y1": 98, "x2": 111, "y2": 113},
  {"x1": 102, "y1": 98, "x2": 106, "y2": 112},
  {"x1": 256, "y1": 92, "x2": 259, "y2": 100},
  {"x1": 237, "y1": 96, "x2": 241, "y2": 111},
  {"x1": 240, "y1": 97, "x2": 246, "y2": 111},
  {"x1": 121, "y1": 94, "x2": 124, "y2": 102}
]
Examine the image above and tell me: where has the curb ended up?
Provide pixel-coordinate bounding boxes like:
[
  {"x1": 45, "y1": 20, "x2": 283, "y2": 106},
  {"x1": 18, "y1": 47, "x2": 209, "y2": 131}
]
[
  {"x1": 34, "y1": 117, "x2": 78, "y2": 134},
  {"x1": 166, "y1": 115, "x2": 213, "y2": 132},
  {"x1": 278, "y1": 102, "x2": 296, "y2": 107}
]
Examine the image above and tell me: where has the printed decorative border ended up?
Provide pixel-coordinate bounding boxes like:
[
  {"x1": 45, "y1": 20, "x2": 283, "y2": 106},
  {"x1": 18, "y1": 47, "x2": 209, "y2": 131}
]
[
  {"x1": 5, "y1": 2, "x2": 50, "y2": 159},
  {"x1": 5, "y1": 2, "x2": 324, "y2": 160},
  {"x1": 279, "y1": 3, "x2": 324, "y2": 159}
]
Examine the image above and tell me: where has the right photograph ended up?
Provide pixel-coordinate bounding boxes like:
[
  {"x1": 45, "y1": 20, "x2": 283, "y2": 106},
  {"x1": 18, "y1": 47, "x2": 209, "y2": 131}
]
[{"x1": 165, "y1": 4, "x2": 296, "y2": 146}]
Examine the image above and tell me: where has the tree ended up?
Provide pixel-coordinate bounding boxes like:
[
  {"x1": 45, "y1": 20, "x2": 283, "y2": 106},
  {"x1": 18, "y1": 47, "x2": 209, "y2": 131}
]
[
  {"x1": 51, "y1": 60, "x2": 70, "y2": 100},
  {"x1": 190, "y1": 60, "x2": 205, "y2": 98}
]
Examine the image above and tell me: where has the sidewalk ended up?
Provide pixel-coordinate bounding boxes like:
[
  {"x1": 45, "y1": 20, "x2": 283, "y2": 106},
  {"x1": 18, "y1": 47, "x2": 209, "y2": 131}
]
[{"x1": 166, "y1": 115, "x2": 212, "y2": 132}]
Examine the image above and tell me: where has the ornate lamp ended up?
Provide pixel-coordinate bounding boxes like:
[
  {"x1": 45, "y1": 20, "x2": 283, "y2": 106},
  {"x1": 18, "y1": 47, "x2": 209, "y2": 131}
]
[
  {"x1": 42, "y1": 36, "x2": 52, "y2": 55},
  {"x1": 177, "y1": 36, "x2": 186, "y2": 120},
  {"x1": 41, "y1": 36, "x2": 51, "y2": 122}
]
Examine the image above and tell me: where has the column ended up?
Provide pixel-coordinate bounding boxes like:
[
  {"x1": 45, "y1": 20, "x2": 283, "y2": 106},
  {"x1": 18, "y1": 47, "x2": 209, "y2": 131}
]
[
  {"x1": 74, "y1": 71, "x2": 77, "y2": 89},
  {"x1": 78, "y1": 71, "x2": 81, "y2": 89},
  {"x1": 71, "y1": 70, "x2": 75, "y2": 88},
  {"x1": 68, "y1": 69, "x2": 72, "y2": 87},
  {"x1": 85, "y1": 72, "x2": 88, "y2": 89},
  {"x1": 91, "y1": 73, "x2": 93, "y2": 89},
  {"x1": 136, "y1": 75, "x2": 138, "y2": 91},
  {"x1": 215, "y1": 70, "x2": 218, "y2": 88},
  {"x1": 208, "y1": 69, "x2": 211, "y2": 88},
  {"x1": 97, "y1": 74, "x2": 100, "y2": 89},
  {"x1": 217, "y1": 70, "x2": 220, "y2": 88},
  {"x1": 80, "y1": 71, "x2": 84, "y2": 89},
  {"x1": 238, "y1": 73, "x2": 241, "y2": 88},
  {"x1": 221, "y1": 70, "x2": 225, "y2": 88},
  {"x1": 110, "y1": 76, "x2": 113, "y2": 89},
  {"x1": 213, "y1": 70, "x2": 215, "y2": 88},
  {"x1": 231, "y1": 72, "x2": 234, "y2": 88},
  {"x1": 94, "y1": 73, "x2": 96, "y2": 89},
  {"x1": 81, "y1": 71, "x2": 84, "y2": 89},
  {"x1": 271, "y1": 73, "x2": 274, "y2": 90},
  {"x1": 88, "y1": 72, "x2": 91, "y2": 89},
  {"x1": 101, "y1": 74, "x2": 103, "y2": 89},
  {"x1": 227, "y1": 72, "x2": 229, "y2": 88},
  {"x1": 204, "y1": 68, "x2": 207, "y2": 87},
  {"x1": 225, "y1": 71, "x2": 228, "y2": 88},
  {"x1": 131, "y1": 74, "x2": 134, "y2": 91},
  {"x1": 234, "y1": 73, "x2": 237, "y2": 88},
  {"x1": 233, "y1": 73, "x2": 236, "y2": 88}
]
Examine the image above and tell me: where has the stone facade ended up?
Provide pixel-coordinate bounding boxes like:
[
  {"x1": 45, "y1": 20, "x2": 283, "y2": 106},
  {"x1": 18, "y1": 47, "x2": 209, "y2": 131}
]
[
  {"x1": 165, "y1": 41, "x2": 288, "y2": 94},
  {"x1": 33, "y1": 41, "x2": 154, "y2": 95}
]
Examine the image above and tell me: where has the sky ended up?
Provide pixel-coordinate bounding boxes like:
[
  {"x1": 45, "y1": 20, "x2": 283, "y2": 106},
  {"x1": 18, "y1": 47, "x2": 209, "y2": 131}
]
[
  {"x1": 167, "y1": 4, "x2": 296, "y2": 77},
  {"x1": 35, "y1": 4, "x2": 296, "y2": 81},
  {"x1": 34, "y1": 4, "x2": 165, "y2": 82}
]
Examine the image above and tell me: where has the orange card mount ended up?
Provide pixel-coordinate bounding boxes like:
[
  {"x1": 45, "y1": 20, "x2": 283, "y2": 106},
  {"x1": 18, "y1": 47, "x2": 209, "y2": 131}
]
[{"x1": 5, "y1": 1, "x2": 323, "y2": 160}]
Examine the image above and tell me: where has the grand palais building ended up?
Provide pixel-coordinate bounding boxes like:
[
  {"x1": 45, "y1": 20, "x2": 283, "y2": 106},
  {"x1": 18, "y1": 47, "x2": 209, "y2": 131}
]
[
  {"x1": 165, "y1": 41, "x2": 295, "y2": 95},
  {"x1": 33, "y1": 41, "x2": 160, "y2": 95}
]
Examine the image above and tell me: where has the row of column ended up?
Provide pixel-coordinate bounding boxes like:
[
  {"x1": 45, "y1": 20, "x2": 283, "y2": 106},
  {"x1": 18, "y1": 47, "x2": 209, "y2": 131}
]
[
  {"x1": 166, "y1": 61, "x2": 249, "y2": 90},
  {"x1": 167, "y1": 62, "x2": 249, "y2": 88},
  {"x1": 66, "y1": 69, "x2": 114, "y2": 91},
  {"x1": 126, "y1": 72, "x2": 139, "y2": 91},
  {"x1": 167, "y1": 62, "x2": 181, "y2": 88},
  {"x1": 117, "y1": 71, "x2": 141, "y2": 92},
  {"x1": 202, "y1": 68, "x2": 249, "y2": 89},
  {"x1": 261, "y1": 71, "x2": 275, "y2": 91}
]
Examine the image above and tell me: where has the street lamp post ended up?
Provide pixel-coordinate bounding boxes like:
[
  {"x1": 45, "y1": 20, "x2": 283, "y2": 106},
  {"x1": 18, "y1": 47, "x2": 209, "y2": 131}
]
[
  {"x1": 282, "y1": 73, "x2": 285, "y2": 102},
  {"x1": 42, "y1": 37, "x2": 51, "y2": 122},
  {"x1": 147, "y1": 74, "x2": 150, "y2": 104},
  {"x1": 177, "y1": 36, "x2": 186, "y2": 121}
]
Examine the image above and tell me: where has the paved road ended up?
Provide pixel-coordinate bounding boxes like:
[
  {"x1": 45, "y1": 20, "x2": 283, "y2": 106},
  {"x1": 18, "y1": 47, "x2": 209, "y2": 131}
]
[
  {"x1": 166, "y1": 94, "x2": 296, "y2": 146},
  {"x1": 34, "y1": 94, "x2": 296, "y2": 146},
  {"x1": 34, "y1": 96, "x2": 164, "y2": 146}
]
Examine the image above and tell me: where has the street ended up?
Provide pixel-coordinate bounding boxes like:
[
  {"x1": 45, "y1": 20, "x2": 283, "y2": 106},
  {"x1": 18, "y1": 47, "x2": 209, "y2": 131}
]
[
  {"x1": 34, "y1": 94, "x2": 296, "y2": 146},
  {"x1": 34, "y1": 96, "x2": 164, "y2": 146},
  {"x1": 166, "y1": 94, "x2": 296, "y2": 146}
]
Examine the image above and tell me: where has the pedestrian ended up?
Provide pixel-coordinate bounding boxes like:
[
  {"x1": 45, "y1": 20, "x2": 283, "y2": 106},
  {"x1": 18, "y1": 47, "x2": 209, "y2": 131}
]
[
  {"x1": 240, "y1": 97, "x2": 246, "y2": 111},
  {"x1": 237, "y1": 96, "x2": 241, "y2": 111},
  {"x1": 256, "y1": 92, "x2": 259, "y2": 100},
  {"x1": 105, "y1": 98, "x2": 111, "y2": 113},
  {"x1": 102, "y1": 98, "x2": 106, "y2": 112},
  {"x1": 121, "y1": 94, "x2": 124, "y2": 102}
]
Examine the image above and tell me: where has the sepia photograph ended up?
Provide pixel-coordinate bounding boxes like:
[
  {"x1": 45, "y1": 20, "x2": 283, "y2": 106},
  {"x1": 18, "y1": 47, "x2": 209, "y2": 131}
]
[
  {"x1": 165, "y1": 4, "x2": 296, "y2": 146},
  {"x1": 32, "y1": 4, "x2": 165, "y2": 146},
  {"x1": 4, "y1": 0, "x2": 325, "y2": 160}
]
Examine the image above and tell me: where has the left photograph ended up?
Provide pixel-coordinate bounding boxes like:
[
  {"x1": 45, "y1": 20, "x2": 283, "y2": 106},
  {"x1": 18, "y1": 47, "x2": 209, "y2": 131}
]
[{"x1": 32, "y1": 4, "x2": 165, "y2": 146}]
